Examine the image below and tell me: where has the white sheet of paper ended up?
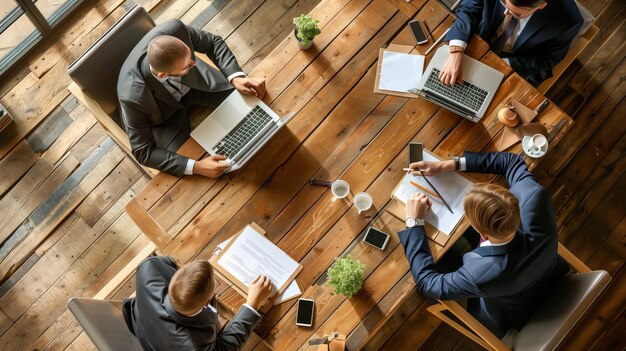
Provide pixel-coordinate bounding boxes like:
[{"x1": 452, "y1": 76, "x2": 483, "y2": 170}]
[
  {"x1": 393, "y1": 151, "x2": 473, "y2": 235},
  {"x1": 217, "y1": 225, "x2": 300, "y2": 294},
  {"x1": 274, "y1": 280, "x2": 302, "y2": 304},
  {"x1": 379, "y1": 51, "x2": 425, "y2": 93}
]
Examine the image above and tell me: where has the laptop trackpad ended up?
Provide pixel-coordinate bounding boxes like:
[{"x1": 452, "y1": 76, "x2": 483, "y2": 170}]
[{"x1": 212, "y1": 101, "x2": 242, "y2": 131}]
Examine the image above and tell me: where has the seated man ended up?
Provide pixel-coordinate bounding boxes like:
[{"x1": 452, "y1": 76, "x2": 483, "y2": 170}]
[
  {"x1": 399, "y1": 152, "x2": 569, "y2": 337},
  {"x1": 124, "y1": 256, "x2": 273, "y2": 351},
  {"x1": 440, "y1": 0, "x2": 584, "y2": 86},
  {"x1": 118, "y1": 19, "x2": 266, "y2": 177}
]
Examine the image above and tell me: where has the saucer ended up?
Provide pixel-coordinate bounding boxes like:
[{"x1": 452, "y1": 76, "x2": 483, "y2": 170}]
[{"x1": 522, "y1": 136, "x2": 548, "y2": 158}]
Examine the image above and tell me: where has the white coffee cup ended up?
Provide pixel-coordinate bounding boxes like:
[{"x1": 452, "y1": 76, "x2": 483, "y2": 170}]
[
  {"x1": 354, "y1": 192, "x2": 373, "y2": 214},
  {"x1": 529, "y1": 134, "x2": 547, "y2": 153},
  {"x1": 331, "y1": 180, "x2": 350, "y2": 202}
]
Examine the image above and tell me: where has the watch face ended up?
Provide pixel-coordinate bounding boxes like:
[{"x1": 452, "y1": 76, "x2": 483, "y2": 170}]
[{"x1": 406, "y1": 218, "x2": 416, "y2": 227}]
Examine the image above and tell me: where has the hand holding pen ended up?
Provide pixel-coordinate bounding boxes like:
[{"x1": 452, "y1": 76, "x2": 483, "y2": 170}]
[{"x1": 405, "y1": 160, "x2": 456, "y2": 176}]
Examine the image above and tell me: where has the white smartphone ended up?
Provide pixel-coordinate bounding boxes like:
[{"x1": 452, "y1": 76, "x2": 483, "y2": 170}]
[
  {"x1": 409, "y1": 20, "x2": 428, "y2": 45},
  {"x1": 296, "y1": 298, "x2": 315, "y2": 327},
  {"x1": 363, "y1": 227, "x2": 391, "y2": 250}
]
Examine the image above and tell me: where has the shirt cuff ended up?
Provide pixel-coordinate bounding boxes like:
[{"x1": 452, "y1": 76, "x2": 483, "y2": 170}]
[
  {"x1": 459, "y1": 157, "x2": 467, "y2": 171},
  {"x1": 227, "y1": 71, "x2": 246, "y2": 83},
  {"x1": 242, "y1": 303, "x2": 261, "y2": 317},
  {"x1": 448, "y1": 40, "x2": 468, "y2": 49},
  {"x1": 503, "y1": 57, "x2": 510, "y2": 65},
  {"x1": 184, "y1": 159, "x2": 195, "y2": 175}
]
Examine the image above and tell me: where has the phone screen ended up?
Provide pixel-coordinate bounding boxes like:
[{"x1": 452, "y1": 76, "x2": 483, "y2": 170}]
[
  {"x1": 296, "y1": 299, "x2": 314, "y2": 326},
  {"x1": 409, "y1": 20, "x2": 428, "y2": 44},
  {"x1": 409, "y1": 142, "x2": 424, "y2": 164},
  {"x1": 364, "y1": 227, "x2": 390, "y2": 250}
]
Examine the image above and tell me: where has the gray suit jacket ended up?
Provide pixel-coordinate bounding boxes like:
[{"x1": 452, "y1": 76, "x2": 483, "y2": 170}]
[
  {"x1": 126, "y1": 256, "x2": 261, "y2": 351},
  {"x1": 117, "y1": 19, "x2": 243, "y2": 176}
]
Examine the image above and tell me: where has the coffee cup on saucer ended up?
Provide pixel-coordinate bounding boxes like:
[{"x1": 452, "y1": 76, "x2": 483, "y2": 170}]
[{"x1": 523, "y1": 134, "x2": 548, "y2": 158}]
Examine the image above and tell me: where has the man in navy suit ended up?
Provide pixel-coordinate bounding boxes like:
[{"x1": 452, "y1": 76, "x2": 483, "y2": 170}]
[
  {"x1": 439, "y1": 0, "x2": 583, "y2": 86},
  {"x1": 400, "y1": 152, "x2": 569, "y2": 337}
]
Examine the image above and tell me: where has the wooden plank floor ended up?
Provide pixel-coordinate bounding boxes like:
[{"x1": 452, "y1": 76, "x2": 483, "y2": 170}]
[{"x1": 0, "y1": 0, "x2": 623, "y2": 350}]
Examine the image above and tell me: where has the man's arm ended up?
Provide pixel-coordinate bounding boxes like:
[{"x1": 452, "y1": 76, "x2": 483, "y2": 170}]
[
  {"x1": 120, "y1": 99, "x2": 189, "y2": 177},
  {"x1": 211, "y1": 306, "x2": 262, "y2": 351},
  {"x1": 182, "y1": 22, "x2": 244, "y2": 80},
  {"x1": 444, "y1": 0, "x2": 484, "y2": 44},
  {"x1": 463, "y1": 151, "x2": 535, "y2": 188}
]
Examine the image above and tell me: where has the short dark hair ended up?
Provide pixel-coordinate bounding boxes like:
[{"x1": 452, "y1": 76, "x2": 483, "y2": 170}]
[
  {"x1": 147, "y1": 35, "x2": 189, "y2": 72},
  {"x1": 509, "y1": 0, "x2": 546, "y2": 8}
]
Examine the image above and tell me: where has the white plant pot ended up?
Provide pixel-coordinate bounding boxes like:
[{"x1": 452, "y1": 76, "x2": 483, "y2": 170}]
[{"x1": 294, "y1": 29, "x2": 313, "y2": 50}]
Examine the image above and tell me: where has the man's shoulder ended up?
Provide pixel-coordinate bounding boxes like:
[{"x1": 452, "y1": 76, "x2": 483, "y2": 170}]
[
  {"x1": 462, "y1": 251, "x2": 508, "y2": 285},
  {"x1": 137, "y1": 256, "x2": 177, "y2": 280}
]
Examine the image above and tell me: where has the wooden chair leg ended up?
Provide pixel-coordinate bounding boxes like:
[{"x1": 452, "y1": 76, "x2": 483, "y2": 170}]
[{"x1": 428, "y1": 300, "x2": 511, "y2": 351}]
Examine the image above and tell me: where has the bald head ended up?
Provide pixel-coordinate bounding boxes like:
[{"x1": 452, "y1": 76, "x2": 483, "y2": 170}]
[{"x1": 147, "y1": 35, "x2": 190, "y2": 73}]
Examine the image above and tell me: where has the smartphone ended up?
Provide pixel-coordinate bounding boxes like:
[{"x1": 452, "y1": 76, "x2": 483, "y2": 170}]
[
  {"x1": 296, "y1": 298, "x2": 315, "y2": 327},
  {"x1": 363, "y1": 227, "x2": 391, "y2": 250},
  {"x1": 409, "y1": 20, "x2": 428, "y2": 45},
  {"x1": 409, "y1": 142, "x2": 424, "y2": 164}
]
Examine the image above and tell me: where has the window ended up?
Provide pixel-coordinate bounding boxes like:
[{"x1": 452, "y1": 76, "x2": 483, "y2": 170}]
[{"x1": 0, "y1": 0, "x2": 86, "y2": 76}]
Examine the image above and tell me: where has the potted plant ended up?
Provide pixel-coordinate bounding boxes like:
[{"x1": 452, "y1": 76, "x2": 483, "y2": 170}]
[
  {"x1": 293, "y1": 14, "x2": 321, "y2": 50},
  {"x1": 326, "y1": 255, "x2": 365, "y2": 298}
]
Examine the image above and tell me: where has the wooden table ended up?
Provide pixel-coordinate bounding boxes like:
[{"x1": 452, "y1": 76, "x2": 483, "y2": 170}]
[{"x1": 125, "y1": 0, "x2": 573, "y2": 349}]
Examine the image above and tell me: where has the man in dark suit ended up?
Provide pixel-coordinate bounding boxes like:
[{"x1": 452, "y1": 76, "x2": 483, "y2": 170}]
[
  {"x1": 400, "y1": 152, "x2": 569, "y2": 337},
  {"x1": 118, "y1": 19, "x2": 266, "y2": 177},
  {"x1": 124, "y1": 256, "x2": 273, "y2": 351},
  {"x1": 439, "y1": 0, "x2": 583, "y2": 86}
]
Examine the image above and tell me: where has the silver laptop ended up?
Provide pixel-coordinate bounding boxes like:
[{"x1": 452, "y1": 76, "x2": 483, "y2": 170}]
[
  {"x1": 410, "y1": 45, "x2": 504, "y2": 122},
  {"x1": 190, "y1": 90, "x2": 292, "y2": 172}
]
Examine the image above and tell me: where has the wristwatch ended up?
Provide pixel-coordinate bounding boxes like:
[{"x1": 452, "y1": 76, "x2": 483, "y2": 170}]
[
  {"x1": 452, "y1": 156, "x2": 460, "y2": 171},
  {"x1": 406, "y1": 217, "x2": 425, "y2": 228},
  {"x1": 449, "y1": 46, "x2": 464, "y2": 54}
]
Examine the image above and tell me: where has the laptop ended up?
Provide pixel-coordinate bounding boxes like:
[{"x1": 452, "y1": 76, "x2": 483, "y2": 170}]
[
  {"x1": 410, "y1": 45, "x2": 504, "y2": 122},
  {"x1": 190, "y1": 90, "x2": 293, "y2": 172}
]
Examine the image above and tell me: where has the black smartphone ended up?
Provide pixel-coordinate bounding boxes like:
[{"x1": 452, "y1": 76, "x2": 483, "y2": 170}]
[
  {"x1": 409, "y1": 20, "x2": 428, "y2": 45},
  {"x1": 296, "y1": 298, "x2": 315, "y2": 327},
  {"x1": 363, "y1": 227, "x2": 390, "y2": 250},
  {"x1": 409, "y1": 142, "x2": 424, "y2": 164}
]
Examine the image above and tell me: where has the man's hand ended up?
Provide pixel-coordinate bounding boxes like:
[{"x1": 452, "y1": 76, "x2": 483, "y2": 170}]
[
  {"x1": 409, "y1": 160, "x2": 455, "y2": 176},
  {"x1": 406, "y1": 193, "x2": 432, "y2": 220},
  {"x1": 192, "y1": 155, "x2": 230, "y2": 178},
  {"x1": 247, "y1": 275, "x2": 273, "y2": 310},
  {"x1": 231, "y1": 77, "x2": 266, "y2": 99},
  {"x1": 439, "y1": 51, "x2": 463, "y2": 86}
]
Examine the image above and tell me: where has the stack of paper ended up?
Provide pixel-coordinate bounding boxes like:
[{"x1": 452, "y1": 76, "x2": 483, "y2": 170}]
[{"x1": 379, "y1": 51, "x2": 425, "y2": 93}]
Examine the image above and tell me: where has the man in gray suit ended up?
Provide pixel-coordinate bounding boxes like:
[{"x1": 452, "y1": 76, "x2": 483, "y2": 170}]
[
  {"x1": 118, "y1": 19, "x2": 266, "y2": 177},
  {"x1": 124, "y1": 256, "x2": 273, "y2": 351}
]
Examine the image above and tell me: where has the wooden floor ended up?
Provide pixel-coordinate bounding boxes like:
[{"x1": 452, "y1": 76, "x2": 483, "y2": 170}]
[{"x1": 0, "y1": 0, "x2": 623, "y2": 350}]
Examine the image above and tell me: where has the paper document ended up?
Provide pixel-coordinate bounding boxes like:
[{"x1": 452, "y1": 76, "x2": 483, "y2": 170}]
[
  {"x1": 217, "y1": 225, "x2": 300, "y2": 294},
  {"x1": 275, "y1": 280, "x2": 302, "y2": 304},
  {"x1": 393, "y1": 151, "x2": 473, "y2": 235},
  {"x1": 379, "y1": 51, "x2": 425, "y2": 92}
]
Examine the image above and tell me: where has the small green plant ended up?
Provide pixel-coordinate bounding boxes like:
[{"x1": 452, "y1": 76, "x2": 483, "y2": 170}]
[
  {"x1": 326, "y1": 255, "x2": 365, "y2": 298},
  {"x1": 293, "y1": 14, "x2": 321, "y2": 46}
]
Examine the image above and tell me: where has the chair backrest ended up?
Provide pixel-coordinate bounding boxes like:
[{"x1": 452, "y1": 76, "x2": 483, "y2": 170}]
[
  {"x1": 67, "y1": 5, "x2": 155, "y2": 118},
  {"x1": 574, "y1": 0, "x2": 595, "y2": 36},
  {"x1": 67, "y1": 297, "x2": 143, "y2": 351},
  {"x1": 512, "y1": 270, "x2": 611, "y2": 351}
]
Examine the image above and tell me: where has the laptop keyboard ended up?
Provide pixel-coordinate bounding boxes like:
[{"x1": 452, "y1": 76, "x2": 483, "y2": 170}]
[
  {"x1": 214, "y1": 106, "x2": 273, "y2": 158},
  {"x1": 424, "y1": 68, "x2": 488, "y2": 112}
]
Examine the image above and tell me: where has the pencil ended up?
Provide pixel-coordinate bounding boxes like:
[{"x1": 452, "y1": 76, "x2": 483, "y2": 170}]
[
  {"x1": 410, "y1": 180, "x2": 442, "y2": 200},
  {"x1": 422, "y1": 20, "x2": 433, "y2": 40}
]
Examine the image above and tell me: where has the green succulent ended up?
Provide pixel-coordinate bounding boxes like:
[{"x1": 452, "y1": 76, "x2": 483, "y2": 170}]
[
  {"x1": 293, "y1": 14, "x2": 321, "y2": 46},
  {"x1": 326, "y1": 255, "x2": 365, "y2": 298}
]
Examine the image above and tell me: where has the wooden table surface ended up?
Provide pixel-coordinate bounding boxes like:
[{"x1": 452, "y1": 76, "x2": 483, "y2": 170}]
[{"x1": 125, "y1": 0, "x2": 573, "y2": 349}]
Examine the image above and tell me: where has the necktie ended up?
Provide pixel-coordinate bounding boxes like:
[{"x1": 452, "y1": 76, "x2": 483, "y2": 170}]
[{"x1": 492, "y1": 15, "x2": 519, "y2": 55}]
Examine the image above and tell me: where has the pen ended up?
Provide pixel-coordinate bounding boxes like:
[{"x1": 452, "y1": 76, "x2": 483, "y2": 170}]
[
  {"x1": 418, "y1": 169, "x2": 454, "y2": 214},
  {"x1": 422, "y1": 20, "x2": 433, "y2": 40},
  {"x1": 425, "y1": 28, "x2": 451, "y2": 56}
]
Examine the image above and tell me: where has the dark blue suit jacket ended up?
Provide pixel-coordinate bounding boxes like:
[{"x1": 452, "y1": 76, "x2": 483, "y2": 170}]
[
  {"x1": 398, "y1": 152, "x2": 569, "y2": 337},
  {"x1": 445, "y1": 0, "x2": 583, "y2": 86}
]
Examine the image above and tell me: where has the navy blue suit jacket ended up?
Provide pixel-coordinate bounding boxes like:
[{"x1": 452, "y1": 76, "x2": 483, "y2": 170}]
[
  {"x1": 445, "y1": 0, "x2": 583, "y2": 86},
  {"x1": 398, "y1": 152, "x2": 569, "y2": 337}
]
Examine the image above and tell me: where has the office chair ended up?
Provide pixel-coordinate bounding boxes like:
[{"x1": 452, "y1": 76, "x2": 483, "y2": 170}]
[
  {"x1": 427, "y1": 243, "x2": 611, "y2": 351},
  {"x1": 67, "y1": 297, "x2": 143, "y2": 351},
  {"x1": 67, "y1": 5, "x2": 156, "y2": 175}
]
